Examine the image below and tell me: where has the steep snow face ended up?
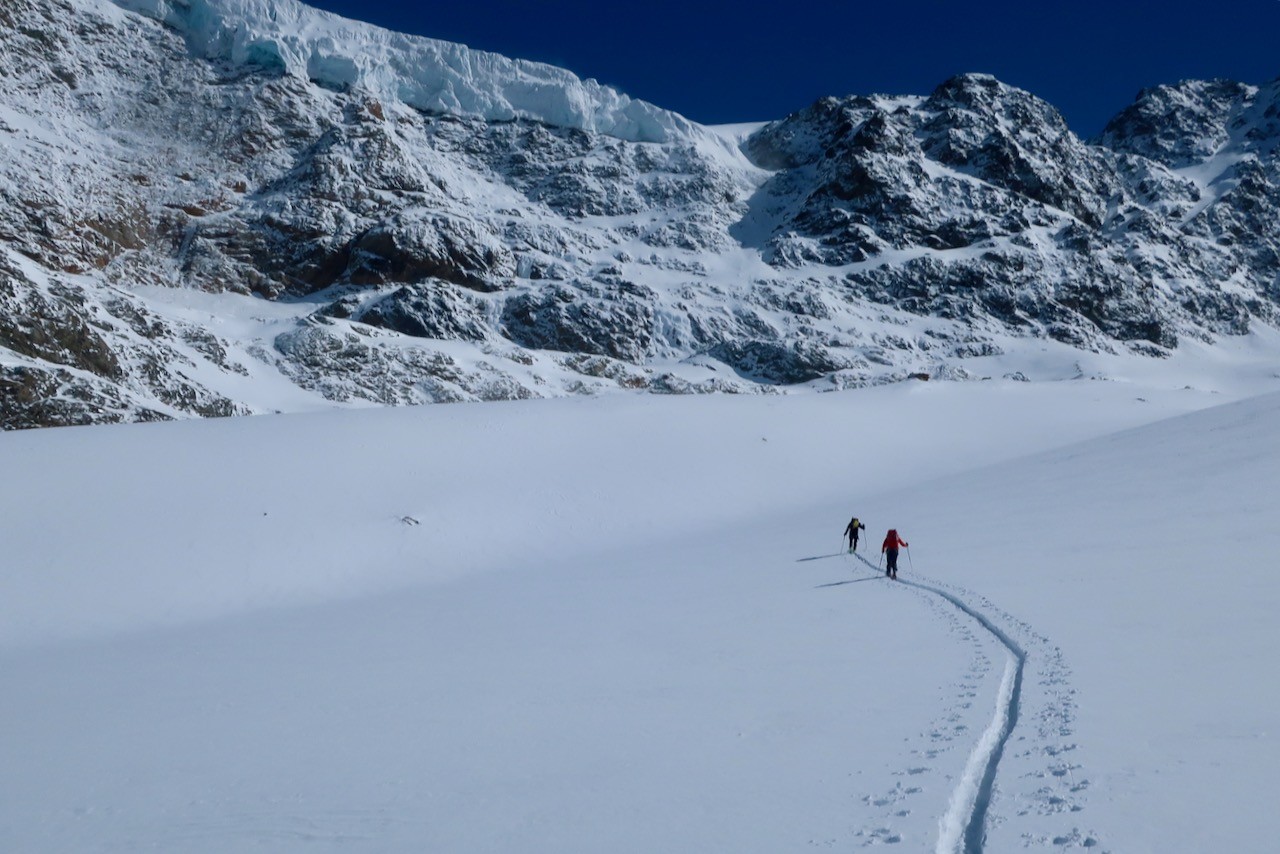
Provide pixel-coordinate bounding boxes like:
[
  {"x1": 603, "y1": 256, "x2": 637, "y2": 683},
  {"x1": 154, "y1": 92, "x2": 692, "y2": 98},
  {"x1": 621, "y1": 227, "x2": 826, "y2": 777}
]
[{"x1": 107, "y1": 0, "x2": 699, "y2": 145}]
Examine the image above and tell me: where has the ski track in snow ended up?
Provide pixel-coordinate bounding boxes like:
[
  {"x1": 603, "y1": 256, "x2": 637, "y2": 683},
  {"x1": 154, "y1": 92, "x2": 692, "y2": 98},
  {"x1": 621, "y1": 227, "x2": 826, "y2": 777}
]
[{"x1": 843, "y1": 554, "x2": 1099, "y2": 851}]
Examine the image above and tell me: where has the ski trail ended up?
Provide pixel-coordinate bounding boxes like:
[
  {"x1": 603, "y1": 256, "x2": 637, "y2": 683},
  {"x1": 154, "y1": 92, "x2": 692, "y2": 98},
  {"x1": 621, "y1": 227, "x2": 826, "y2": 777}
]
[
  {"x1": 901, "y1": 579, "x2": 1025, "y2": 854},
  {"x1": 853, "y1": 556, "x2": 1026, "y2": 854}
]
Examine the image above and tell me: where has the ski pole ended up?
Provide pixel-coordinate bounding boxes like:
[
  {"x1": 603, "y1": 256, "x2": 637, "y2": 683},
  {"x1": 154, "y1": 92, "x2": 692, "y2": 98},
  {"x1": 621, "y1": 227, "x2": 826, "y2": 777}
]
[{"x1": 907, "y1": 546, "x2": 914, "y2": 572}]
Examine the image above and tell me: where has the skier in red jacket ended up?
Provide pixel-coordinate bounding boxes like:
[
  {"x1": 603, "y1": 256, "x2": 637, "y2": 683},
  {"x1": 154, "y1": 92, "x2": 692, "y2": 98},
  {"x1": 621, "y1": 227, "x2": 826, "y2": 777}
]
[{"x1": 881, "y1": 529, "x2": 909, "y2": 579}]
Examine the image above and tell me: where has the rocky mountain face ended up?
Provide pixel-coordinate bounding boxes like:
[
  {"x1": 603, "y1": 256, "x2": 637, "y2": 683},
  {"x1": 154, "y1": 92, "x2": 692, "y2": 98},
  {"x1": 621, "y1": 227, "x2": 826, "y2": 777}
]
[
  {"x1": 2, "y1": 0, "x2": 1279, "y2": 428},
  {"x1": 743, "y1": 75, "x2": 1278, "y2": 351}
]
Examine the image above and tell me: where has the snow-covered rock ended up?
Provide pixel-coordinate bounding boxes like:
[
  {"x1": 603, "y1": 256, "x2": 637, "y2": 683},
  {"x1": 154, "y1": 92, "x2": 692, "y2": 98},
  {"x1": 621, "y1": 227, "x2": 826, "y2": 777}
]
[{"x1": 2, "y1": 0, "x2": 1280, "y2": 427}]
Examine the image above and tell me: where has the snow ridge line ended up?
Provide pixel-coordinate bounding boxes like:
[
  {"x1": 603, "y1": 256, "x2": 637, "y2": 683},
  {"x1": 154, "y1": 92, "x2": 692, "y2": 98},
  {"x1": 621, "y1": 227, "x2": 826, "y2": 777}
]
[{"x1": 853, "y1": 556, "x2": 1026, "y2": 854}]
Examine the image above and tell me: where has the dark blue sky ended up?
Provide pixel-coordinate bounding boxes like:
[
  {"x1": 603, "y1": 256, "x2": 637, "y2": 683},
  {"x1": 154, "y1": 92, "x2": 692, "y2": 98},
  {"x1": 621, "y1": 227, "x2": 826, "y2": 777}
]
[{"x1": 305, "y1": 0, "x2": 1280, "y2": 138}]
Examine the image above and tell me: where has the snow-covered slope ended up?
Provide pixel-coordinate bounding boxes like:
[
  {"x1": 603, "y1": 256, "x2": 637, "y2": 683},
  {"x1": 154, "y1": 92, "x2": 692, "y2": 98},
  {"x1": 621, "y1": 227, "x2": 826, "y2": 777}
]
[
  {"x1": 3, "y1": 0, "x2": 1280, "y2": 430},
  {"x1": 3, "y1": 377, "x2": 1279, "y2": 851},
  {"x1": 6, "y1": 4, "x2": 1280, "y2": 849}
]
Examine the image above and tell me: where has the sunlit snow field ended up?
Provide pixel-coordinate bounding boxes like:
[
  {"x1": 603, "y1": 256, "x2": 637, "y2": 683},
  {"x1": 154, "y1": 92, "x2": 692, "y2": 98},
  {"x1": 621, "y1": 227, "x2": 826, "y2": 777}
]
[{"x1": 3, "y1": 346, "x2": 1280, "y2": 852}]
